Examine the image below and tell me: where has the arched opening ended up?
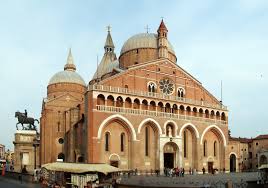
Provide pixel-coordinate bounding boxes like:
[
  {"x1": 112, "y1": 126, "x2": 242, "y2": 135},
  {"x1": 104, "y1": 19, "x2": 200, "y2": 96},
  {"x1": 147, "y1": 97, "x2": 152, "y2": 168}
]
[
  {"x1": 221, "y1": 112, "x2": 226, "y2": 121},
  {"x1": 101, "y1": 117, "x2": 133, "y2": 170},
  {"x1": 193, "y1": 107, "x2": 197, "y2": 117},
  {"x1": 148, "y1": 82, "x2": 156, "y2": 93},
  {"x1": 205, "y1": 109, "x2": 209, "y2": 118},
  {"x1": 260, "y1": 155, "x2": 268, "y2": 165},
  {"x1": 107, "y1": 95, "x2": 114, "y2": 106},
  {"x1": 97, "y1": 94, "x2": 105, "y2": 105},
  {"x1": 149, "y1": 101, "x2": 156, "y2": 111},
  {"x1": 201, "y1": 127, "x2": 225, "y2": 172},
  {"x1": 230, "y1": 154, "x2": 236, "y2": 172},
  {"x1": 141, "y1": 121, "x2": 159, "y2": 170},
  {"x1": 186, "y1": 106, "x2": 191, "y2": 116},
  {"x1": 165, "y1": 103, "x2": 171, "y2": 113},
  {"x1": 180, "y1": 124, "x2": 199, "y2": 170},
  {"x1": 216, "y1": 111, "x2": 220, "y2": 120},
  {"x1": 158, "y1": 102, "x2": 164, "y2": 112},
  {"x1": 141, "y1": 99, "x2": 148, "y2": 110},
  {"x1": 211, "y1": 110, "x2": 215, "y2": 119},
  {"x1": 116, "y1": 96, "x2": 123, "y2": 107},
  {"x1": 172, "y1": 104, "x2": 178, "y2": 114},
  {"x1": 163, "y1": 142, "x2": 179, "y2": 169},
  {"x1": 179, "y1": 105, "x2": 185, "y2": 115},
  {"x1": 58, "y1": 153, "x2": 65, "y2": 162},
  {"x1": 125, "y1": 97, "x2": 132, "y2": 108},
  {"x1": 199, "y1": 108, "x2": 203, "y2": 117},
  {"x1": 133, "y1": 98, "x2": 140, "y2": 109}
]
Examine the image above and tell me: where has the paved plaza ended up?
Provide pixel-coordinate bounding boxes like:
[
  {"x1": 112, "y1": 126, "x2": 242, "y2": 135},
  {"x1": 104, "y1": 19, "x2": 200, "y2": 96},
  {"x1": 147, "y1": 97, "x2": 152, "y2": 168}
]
[
  {"x1": 119, "y1": 172, "x2": 259, "y2": 187},
  {"x1": 0, "y1": 176, "x2": 40, "y2": 188}
]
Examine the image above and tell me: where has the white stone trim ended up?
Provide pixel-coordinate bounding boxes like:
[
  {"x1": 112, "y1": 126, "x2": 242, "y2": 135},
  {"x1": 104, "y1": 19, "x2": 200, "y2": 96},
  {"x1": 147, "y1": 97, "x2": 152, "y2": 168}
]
[
  {"x1": 178, "y1": 123, "x2": 200, "y2": 138},
  {"x1": 138, "y1": 118, "x2": 163, "y2": 135},
  {"x1": 97, "y1": 114, "x2": 137, "y2": 141},
  {"x1": 200, "y1": 125, "x2": 227, "y2": 147},
  {"x1": 109, "y1": 153, "x2": 120, "y2": 161},
  {"x1": 229, "y1": 152, "x2": 238, "y2": 158}
]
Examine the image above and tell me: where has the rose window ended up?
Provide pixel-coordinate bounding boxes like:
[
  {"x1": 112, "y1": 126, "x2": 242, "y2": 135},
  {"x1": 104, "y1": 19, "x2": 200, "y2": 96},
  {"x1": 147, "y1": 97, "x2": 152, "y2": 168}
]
[{"x1": 159, "y1": 78, "x2": 174, "y2": 95}]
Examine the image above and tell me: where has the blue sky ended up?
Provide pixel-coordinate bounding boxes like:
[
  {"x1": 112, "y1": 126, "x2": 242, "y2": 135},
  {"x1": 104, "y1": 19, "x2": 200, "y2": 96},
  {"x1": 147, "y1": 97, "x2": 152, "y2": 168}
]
[{"x1": 0, "y1": 0, "x2": 267, "y2": 149}]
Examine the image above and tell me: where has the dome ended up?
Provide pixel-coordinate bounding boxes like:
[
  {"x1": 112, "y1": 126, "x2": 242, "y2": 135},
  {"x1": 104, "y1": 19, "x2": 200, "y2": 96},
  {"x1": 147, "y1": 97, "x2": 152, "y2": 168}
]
[
  {"x1": 49, "y1": 70, "x2": 86, "y2": 86},
  {"x1": 120, "y1": 33, "x2": 175, "y2": 55}
]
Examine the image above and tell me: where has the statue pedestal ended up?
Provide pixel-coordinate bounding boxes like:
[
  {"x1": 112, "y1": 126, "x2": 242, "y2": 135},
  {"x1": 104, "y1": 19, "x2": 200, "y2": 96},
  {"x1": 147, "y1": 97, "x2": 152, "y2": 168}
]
[{"x1": 13, "y1": 130, "x2": 39, "y2": 173}]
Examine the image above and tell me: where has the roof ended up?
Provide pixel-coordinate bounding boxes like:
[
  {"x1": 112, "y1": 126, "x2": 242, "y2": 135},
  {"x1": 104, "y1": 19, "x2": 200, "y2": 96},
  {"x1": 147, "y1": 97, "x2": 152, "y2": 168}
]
[
  {"x1": 229, "y1": 137, "x2": 252, "y2": 143},
  {"x1": 49, "y1": 70, "x2": 86, "y2": 86},
  {"x1": 41, "y1": 162, "x2": 121, "y2": 175},
  {"x1": 254, "y1": 134, "x2": 268, "y2": 140},
  {"x1": 105, "y1": 31, "x2": 115, "y2": 48},
  {"x1": 92, "y1": 56, "x2": 119, "y2": 80},
  {"x1": 120, "y1": 33, "x2": 175, "y2": 55}
]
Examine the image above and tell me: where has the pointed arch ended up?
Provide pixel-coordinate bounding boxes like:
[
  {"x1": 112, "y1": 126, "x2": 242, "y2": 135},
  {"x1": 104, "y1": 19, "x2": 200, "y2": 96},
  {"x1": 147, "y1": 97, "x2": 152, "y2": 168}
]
[
  {"x1": 97, "y1": 114, "x2": 137, "y2": 141},
  {"x1": 138, "y1": 118, "x2": 163, "y2": 135},
  {"x1": 200, "y1": 125, "x2": 227, "y2": 147},
  {"x1": 178, "y1": 123, "x2": 200, "y2": 138}
]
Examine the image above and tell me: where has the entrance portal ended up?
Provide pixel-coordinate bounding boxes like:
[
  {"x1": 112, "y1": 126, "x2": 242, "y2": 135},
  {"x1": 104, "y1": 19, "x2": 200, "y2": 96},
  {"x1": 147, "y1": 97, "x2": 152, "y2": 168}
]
[
  {"x1": 208, "y1": 162, "x2": 213, "y2": 173},
  {"x1": 164, "y1": 153, "x2": 174, "y2": 168},
  {"x1": 163, "y1": 142, "x2": 179, "y2": 169},
  {"x1": 110, "y1": 161, "x2": 119, "y2": 167},
  {"x1": 230, "y1": 154, "x2": 236, "y2": 172}
]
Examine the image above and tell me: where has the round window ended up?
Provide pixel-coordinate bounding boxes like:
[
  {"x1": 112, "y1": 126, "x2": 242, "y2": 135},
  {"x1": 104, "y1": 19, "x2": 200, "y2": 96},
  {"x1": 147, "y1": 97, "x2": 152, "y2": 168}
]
[
  {"x1": 58, "y1": 138, "x2": 64, "y2": 144},
  {"x1": 159, "y1": 78, "x2": 174, "y2": 95}
]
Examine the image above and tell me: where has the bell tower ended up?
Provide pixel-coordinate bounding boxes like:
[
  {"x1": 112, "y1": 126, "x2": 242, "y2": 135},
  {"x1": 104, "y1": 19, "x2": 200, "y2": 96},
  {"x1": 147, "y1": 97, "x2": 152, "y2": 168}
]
[{"x1": 157, "y1": 19, "x2": 168, "y2": 59}]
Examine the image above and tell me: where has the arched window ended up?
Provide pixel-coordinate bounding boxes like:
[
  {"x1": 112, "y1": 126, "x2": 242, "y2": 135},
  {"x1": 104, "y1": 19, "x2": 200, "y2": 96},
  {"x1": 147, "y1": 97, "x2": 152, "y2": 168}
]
[
  {"x1": 184, "y1": 130, "x2": 187, "y2": 158},
  {"x1": 120, "y1": 133, "x2": 125, "y2": 152},
  {"x1": 145, "y1": 127, "x2": 149, "y2": 156},
  {"x1": 203, "y1": 140, "x2": 207, "y2": 157},
  {"x1": 178, "y1": 87, "x2": 185, "y2": 98},
  {"x1": 148, "y1": 82, "x2": 157, "y2": 93},
  {"x1": 105, "y1": 132, "x2": 110, "y2": 151},
  {"x1": 214, "y1": 141, "x2": 217, "y2": 157}
]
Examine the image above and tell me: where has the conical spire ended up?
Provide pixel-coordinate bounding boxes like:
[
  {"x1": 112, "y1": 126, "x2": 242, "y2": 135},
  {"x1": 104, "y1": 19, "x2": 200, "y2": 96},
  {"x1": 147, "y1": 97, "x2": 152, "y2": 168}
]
[
  {"x1": 104, "y1": 26, "x2": 115, "y2": 53},
  {"x1": 157, "y1": 19, "x2": 168, "y2": 33},
  {"x1": 64, "y1": 48, "x2": 76, "y2": 71}
]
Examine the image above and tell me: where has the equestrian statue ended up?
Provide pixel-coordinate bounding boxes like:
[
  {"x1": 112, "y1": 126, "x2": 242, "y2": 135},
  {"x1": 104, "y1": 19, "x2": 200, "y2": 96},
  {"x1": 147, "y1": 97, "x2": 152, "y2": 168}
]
[{"x1": 15, "y1": 110, "x2": 39, "y2": 131}]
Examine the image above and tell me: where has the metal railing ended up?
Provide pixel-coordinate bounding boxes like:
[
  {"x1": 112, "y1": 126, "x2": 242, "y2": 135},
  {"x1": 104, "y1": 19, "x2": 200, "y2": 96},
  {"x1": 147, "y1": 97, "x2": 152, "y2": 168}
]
[
  {"x1": 96, "y1": 105, "x2": 227, "y2": 125},
  {"x1": 89, "y1": 85, "x2": 227, "y2": 110}
]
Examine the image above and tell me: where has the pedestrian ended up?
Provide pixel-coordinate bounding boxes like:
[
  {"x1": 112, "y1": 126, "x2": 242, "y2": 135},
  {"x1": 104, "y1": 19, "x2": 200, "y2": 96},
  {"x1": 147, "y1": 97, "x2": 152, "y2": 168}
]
[
  {"x1": 202, "y1": 167, "x2": 205, "y2": 174},
  {"x1": 182, "y1": 168, "x2": 185, "y2": 177},
  {"x1": 189, "y1": 167, "x2": 191, "y2": 175}
]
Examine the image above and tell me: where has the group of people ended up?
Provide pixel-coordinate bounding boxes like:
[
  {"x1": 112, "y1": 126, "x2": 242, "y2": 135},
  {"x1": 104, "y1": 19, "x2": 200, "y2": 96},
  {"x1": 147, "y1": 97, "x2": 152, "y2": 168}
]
[{"x1": 164, "y1": 167, "x2": 186, "y2": 177}]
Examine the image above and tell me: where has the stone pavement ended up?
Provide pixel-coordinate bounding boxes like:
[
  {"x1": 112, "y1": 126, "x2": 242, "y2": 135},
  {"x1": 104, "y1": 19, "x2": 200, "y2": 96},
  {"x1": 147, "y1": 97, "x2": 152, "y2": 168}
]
[
  {"x1": 0, "y1": 175, "x2": 41, "y2": 188},
  {"x1": 119, "y1": 172, "x2": 259, "y2": 188}
]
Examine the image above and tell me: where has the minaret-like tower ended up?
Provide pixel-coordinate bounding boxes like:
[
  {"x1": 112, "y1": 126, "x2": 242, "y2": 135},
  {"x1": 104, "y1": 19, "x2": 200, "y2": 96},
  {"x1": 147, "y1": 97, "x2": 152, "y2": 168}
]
[
  {"x1": 104, "y1": 26, "x2": 115, "y2": 54},
  {"x1": 64, "y1": 48, "x2": 76, "y2": 71},
  {"x1": 157, "y1": 19, "x2": 168, "y2": 59}
]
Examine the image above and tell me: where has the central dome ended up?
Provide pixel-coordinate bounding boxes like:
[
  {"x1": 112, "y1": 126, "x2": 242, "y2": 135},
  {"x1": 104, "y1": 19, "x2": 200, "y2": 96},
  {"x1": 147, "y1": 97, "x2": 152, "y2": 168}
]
[
  {"x1": 49, "y1": 70, "x2": 86, "y2": 86},
  {"x1": 120, "y1": 33, "x2": 175, "y2": 55}
]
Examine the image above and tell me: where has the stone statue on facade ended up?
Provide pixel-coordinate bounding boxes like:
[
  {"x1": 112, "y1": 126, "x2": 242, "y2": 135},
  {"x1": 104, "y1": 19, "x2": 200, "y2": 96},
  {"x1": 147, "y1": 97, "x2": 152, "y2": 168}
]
[{"x1": 15, "y1": 110, "x2": 39, "y2": 131}]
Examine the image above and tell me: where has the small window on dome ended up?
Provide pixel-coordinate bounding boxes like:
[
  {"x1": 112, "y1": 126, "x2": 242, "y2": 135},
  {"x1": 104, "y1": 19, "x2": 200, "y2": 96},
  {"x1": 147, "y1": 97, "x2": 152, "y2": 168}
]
[
  {"x1": 136, "y1": 49, "x2": 139, "y2": 54},
  {"x1": 158, "y1": 68, "x2": 160, "y2": 71},
  {"x1": 135, "y1": 62, "x2": 138, "y2": 65}
]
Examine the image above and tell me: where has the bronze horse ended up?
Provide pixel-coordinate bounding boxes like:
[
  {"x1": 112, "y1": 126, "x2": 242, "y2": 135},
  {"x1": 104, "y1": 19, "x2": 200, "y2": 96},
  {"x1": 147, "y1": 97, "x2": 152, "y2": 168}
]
[{"x1": 15, "y1": 111, "x2": 39, "y2": 131}]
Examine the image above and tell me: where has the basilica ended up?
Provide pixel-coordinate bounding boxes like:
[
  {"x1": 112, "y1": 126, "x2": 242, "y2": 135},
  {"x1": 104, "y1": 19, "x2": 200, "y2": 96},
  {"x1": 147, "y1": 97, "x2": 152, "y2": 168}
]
[{"x1": 40, "y1": 20, "x2": 267, "y2": 173}]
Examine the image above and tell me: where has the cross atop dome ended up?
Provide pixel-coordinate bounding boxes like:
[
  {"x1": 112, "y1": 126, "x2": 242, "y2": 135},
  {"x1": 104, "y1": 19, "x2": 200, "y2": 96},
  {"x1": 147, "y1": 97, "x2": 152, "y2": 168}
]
[{"x1": 64, "y1": 48, "x2": 76, "y2": 71}]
